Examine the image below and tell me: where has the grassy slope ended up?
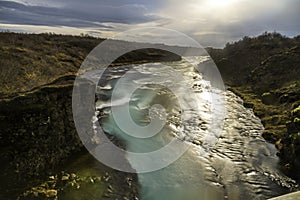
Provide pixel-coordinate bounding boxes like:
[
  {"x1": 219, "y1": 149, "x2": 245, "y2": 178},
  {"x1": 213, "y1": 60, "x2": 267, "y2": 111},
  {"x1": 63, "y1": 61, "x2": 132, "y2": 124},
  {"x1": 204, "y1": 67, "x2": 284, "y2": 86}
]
[
  {"x1": 0, "y1": 32, "x2": 91, "y2": 95},
  {"x1": 208, "y1": 32, "x2": 300, "y2": 180},
  {"x1": 0, "y1": 32, "x2": 181, "y2": 98}
]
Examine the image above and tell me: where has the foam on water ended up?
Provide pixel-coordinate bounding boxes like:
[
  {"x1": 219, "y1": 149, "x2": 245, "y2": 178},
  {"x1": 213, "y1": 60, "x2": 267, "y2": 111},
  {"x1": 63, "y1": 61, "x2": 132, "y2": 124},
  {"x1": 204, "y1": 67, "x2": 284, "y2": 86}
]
[{"x1": 94, "y1": 57, "x2": 297, "y2": 200}]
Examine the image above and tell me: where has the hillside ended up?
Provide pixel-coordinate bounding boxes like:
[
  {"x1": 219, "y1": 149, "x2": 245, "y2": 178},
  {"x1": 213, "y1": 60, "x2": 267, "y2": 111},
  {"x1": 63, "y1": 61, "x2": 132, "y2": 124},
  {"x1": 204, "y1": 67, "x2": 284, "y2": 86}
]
[
  {"x1": 0, "y1": 32, "x2": 182, "y2": 199},
  {"x1": 0, "y1": 32, "x2": 181, "y2": 98},
  {"x1": 208, "y1": 32, "x2": 300, "y2": 180}
]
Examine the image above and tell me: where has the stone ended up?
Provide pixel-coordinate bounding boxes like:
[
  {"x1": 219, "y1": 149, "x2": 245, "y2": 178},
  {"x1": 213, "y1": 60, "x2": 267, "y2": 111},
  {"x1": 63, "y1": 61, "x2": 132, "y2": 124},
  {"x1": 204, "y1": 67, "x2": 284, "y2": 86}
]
[
  {"x1": 61, "y1": 174, "x2": 70, "y2": 181},
  {"x1": 70, "y1": 173, "x2": 77, "y2": 180},
  {"x1": 45, "y1": 189, "x2": 57, "y2": 198},
  {"x1": 275, "y1": 139, "x2": 283, "y2": 150}
]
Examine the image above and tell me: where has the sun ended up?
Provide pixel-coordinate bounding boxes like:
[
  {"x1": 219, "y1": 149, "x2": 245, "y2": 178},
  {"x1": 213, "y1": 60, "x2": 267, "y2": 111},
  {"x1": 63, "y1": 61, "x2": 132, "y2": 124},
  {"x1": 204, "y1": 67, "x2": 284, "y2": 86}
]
[{"x1": 208, "y1": 0, "x2": 238, "y2": 7}]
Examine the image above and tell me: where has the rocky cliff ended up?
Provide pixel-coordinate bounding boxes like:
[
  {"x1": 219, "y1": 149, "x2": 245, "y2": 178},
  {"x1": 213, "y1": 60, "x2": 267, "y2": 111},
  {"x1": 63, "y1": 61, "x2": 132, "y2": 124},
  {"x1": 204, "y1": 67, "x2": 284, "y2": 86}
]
[{"x1": 0, "y1": 32, "x2": 182, "y2": 199}]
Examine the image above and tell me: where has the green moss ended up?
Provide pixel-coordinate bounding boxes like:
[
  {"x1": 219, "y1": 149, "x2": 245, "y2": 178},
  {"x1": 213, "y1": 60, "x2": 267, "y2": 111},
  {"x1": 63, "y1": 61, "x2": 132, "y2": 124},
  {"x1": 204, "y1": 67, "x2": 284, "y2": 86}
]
[
  {"x1": 292, "y1": 106, "x2": 300, "y2": 117},
  {"x1": 18, "y1": 172, "x2": 106, "y2": 200},
  {"x1": 59, "y1": 180, "x2": 106, "y2": 200}
]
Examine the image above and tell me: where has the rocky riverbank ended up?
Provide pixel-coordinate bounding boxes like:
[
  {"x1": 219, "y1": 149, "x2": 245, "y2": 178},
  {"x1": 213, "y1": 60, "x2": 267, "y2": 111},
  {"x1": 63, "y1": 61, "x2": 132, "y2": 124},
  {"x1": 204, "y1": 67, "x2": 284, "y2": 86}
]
[
  {"x1": 0, "y1": 32, "x2": 182, "y2": 199},
  {"x1": 208, "y1": 32, "x2": 300, "y2": 180},
  {"x1": 17, "y1": 150, "x2": 140, "y2": 200},
  {"x1": 0, "y1": 76, "x2": 140, "y2": 199}
]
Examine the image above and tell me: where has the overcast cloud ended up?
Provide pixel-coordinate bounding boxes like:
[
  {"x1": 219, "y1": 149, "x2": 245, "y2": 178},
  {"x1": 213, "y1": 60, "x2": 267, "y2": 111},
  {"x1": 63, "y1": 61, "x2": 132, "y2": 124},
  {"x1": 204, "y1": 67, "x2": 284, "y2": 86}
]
[{"x1": 0, "y1": 0, "x2": 299, "y2": 47}]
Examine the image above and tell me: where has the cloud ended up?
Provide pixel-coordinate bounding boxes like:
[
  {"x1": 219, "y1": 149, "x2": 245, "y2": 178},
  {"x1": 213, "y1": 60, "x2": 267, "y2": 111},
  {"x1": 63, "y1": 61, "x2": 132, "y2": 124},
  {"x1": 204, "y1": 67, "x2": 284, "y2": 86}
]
[
  {"x1": 0, "y1": 0, "x2": 300, "y2": 47},
  {"x1": 157, "y1": 0, "x2": 300, "y2": 46},
  {"x1": 0, "y1": 0, "x2": 163, "y2": 27}
]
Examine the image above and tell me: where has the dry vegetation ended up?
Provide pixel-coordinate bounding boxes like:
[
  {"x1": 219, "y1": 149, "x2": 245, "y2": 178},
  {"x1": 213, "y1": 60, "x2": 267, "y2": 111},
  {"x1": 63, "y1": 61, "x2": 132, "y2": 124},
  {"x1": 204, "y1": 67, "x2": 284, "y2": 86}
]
[
  {"x1": 0, "y1": 32, "x2": 100, "y2": 96},
  {"x1": 0, "y1": 32, "x2": 182, "y2": 97}
]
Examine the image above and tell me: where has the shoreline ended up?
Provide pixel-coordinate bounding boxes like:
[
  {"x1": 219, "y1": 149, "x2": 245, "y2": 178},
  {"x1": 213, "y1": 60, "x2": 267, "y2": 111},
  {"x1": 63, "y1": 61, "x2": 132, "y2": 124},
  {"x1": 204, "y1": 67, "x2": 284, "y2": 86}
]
[
  {"x1": 0, "y1": 32, "x2": 183, "y2": 199},
  {"x1": 207, "y1": 33, "x2": 300, "y2": 182},
  {"x1": 227, "y1": 85, "x2": 300, "y2": 182}
]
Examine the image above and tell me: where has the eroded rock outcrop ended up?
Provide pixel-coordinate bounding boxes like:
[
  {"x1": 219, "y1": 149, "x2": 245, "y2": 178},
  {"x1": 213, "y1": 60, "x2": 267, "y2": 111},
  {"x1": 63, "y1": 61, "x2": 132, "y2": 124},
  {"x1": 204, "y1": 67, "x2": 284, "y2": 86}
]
[{"x1": 0, "y1": 76, "x2": 81, "y2": 178}]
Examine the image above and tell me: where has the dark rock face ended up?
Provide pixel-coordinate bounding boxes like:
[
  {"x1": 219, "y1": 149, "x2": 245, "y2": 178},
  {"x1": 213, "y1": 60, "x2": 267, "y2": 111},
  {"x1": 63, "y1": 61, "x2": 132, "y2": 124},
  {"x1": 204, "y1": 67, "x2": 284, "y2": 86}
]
[
  {"x1": 0, "y1": 76, "x2": 143, "y2": 199},
  {"x1": 0, "y1": 78, "x2": 141, "y2": 199},
  {"x1": 0, "y1": 80, "x2": 83, "y2": 178}
]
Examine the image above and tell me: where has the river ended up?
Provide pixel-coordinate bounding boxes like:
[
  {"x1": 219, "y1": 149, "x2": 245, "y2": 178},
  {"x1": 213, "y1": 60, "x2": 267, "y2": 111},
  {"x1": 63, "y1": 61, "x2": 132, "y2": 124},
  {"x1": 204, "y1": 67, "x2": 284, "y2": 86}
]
[{"x1": 91, "y1": 56, "x2": 297, "y2": 200}]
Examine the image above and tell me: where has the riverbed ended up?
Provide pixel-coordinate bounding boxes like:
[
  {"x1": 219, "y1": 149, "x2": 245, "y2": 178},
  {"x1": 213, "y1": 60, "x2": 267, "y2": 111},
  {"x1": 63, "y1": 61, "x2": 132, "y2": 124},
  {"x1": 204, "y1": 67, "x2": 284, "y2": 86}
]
[{"x1": 93, "y1": 57, "x2": 298, "y2": 200}]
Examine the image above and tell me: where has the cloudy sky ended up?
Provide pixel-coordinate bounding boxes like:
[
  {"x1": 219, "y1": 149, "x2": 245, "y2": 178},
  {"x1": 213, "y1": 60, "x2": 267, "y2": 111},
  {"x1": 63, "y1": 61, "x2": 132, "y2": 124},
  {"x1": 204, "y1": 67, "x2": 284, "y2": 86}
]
[{"x1": 0, "y1": 0, "x2": 300, "y2": 47}]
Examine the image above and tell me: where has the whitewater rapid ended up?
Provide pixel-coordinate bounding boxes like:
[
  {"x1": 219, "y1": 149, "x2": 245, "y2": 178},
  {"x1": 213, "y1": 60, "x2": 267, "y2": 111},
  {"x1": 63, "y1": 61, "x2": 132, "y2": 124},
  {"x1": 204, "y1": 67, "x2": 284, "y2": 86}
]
[{"x1": 93, "y1": 57, "x2": 297, "y2": 200}]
